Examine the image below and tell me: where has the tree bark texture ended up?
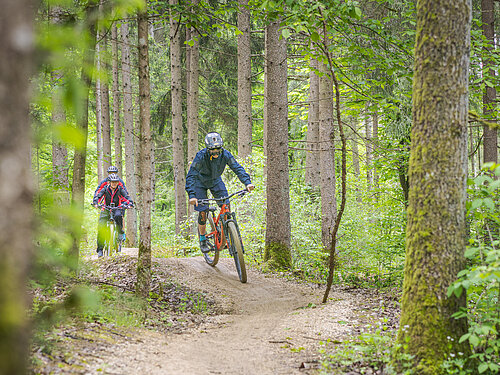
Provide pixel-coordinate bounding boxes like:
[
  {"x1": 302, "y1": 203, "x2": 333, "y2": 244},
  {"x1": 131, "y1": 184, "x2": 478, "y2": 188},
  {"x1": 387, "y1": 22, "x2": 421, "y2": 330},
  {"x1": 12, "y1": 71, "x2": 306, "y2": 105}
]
[
  {"x1": 72, "y1": 3, "x2": 97, "y2": 264},
  {"x1": 365, "y1": 114, "x2": 373, "y2": 189},
  {"x1": 305, "y1": 56, "x2": 320, "y2": 188},
  {"x1": 237, "y1": 0, "x2": 252, "y2": 159},
  {"x1": 481, "y1": 0, "x2": 497, "y2": 164},
  {"x1": 397, "y1": 0, "x2": 472, "y2": 372},
  {"x1": 121, "y1": 21, "x2": 137, "y2": 246},
  {"x1": 170, "y1": 0, "x2": 187, "y2": 234},
  {"x1": 319, "y1": 58, "x2": 337, "y2": 251},
  {"x1": 372, "y1": 110, "x2": 379, "y2": 190},
  {"x1": 263, "y1": 17, "x2": 292, "y2": 269},
  {"x1": 111, "y1": 24, "x2": 122, "y2": 176},
  {"x1": 136, "y1": 9, "x2": 153, "y2": 298},
  {"x1": 187, "y1": 0, "x2": 199, "y2": 165},
  {"x1": 0, "y1": 1, "x2": 34, "y2": 372},
  {"x1": 95, "y1": 33, "x2": 104, "y2": 182},
  {"x1": 351, "y1": 129, "x2": 362, "y2": 203},
  {"x1": 51, "y1": 71, "x2": 69, "y2": 197},
  {"x1": 101, "y1": 35, "x2": 112, "y2": 173}
]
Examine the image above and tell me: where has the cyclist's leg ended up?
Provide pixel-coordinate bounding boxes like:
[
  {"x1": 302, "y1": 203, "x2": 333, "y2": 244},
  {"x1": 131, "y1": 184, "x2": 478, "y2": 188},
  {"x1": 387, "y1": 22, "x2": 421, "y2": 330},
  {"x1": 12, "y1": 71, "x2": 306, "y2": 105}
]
[
  {"x1": 97, "y1": 211, "x2": 109, "y2": 254},
  {"x1": 193, "y1": 183, "x2": 209, "y2": 235},
  {"x1": 210, "y1": 179, "x2": 229, "y2": 210},
  {"x1": 113, "y1": 210, "x2": 124, "y2": 234}
]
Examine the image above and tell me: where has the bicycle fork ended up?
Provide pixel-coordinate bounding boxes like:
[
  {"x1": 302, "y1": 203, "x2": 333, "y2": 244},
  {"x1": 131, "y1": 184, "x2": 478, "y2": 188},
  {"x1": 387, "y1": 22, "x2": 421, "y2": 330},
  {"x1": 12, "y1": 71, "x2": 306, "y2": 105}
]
[{"x1": 223, "y1": 213, "x2": 245, "y2": 255}]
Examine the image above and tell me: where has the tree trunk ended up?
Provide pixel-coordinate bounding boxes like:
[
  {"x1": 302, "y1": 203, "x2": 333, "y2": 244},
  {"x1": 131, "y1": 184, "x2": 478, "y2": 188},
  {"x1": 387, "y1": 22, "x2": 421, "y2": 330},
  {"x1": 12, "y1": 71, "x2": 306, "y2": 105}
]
[
  {"x1": 171, "y1": 0, "x2": 187, "y2": 234},
  {"x1": 469, "y1": 126, "x2": 476, "y2": 176},
  {"x1": 319, "y1": 57, "x2": 337, "y2": 251},
  {"x1": 136, "y1": 7, "x2": 153, "y2": 298},
  {"x1": 71, "y1": 3, "x2": 98, "y2": 265},
  {"x1": 237, "y1": 0, "x2": 252, "y2": 159},
  {"x1": 187, "y1": 1, "x2": 200, "y2": 229},
  {"x1": 372, "y1": 110, "x2": 379, "y2": 190},
  {"x1": 51, "y1": 71, "x2": 69, "y2": 200},
  {"x1": 187, "y1": 0, "x2": 199, "y2": 164},
  {"x1": 365, "y1": 113, "x2": 373, "y2": 190},
  {"x1": 101, "y1": 33, "x2": 112, "y2": 172},
  {"x1": 351, "y1": 128, "x2": 362, "y2": 203},
  {"x1": 0, "y1": 0, "x2": 34, "y2": 372},
  {"x1": 397, "y1": 0, "x2": 471, "y2": 372},
  {"x1": 263, "y1": 17, "x2": 292, "y2": 269},
  {"x1": 481, "y1": 0, "x2": 497, "y2": 164},
  {"x1": 95, "y1": 32, "x2": 104, "y2": 181},
  {"x1": 111, "y1": 23, "x2": 122, "y2": 176},
  {"x1": 121, "y1": 21, "x2": 137, "y2": 246},
  {"x1": 305, "y1": 55, "x2": 320, "y2": 188}
]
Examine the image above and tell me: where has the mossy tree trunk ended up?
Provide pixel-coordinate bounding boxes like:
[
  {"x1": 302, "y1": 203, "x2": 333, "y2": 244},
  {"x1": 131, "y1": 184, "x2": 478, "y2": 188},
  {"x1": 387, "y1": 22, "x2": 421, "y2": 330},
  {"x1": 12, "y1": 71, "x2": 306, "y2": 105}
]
[
  {"x1": 0, "y1": 0, "x2": 34, "y2": 373},
  {"x1": 263, "y1": 16, "x2": 292, "y2": 269},
  {"x1": 397, "y1": 0, "x2": 472, "y2": 373},
  {"x1": 136, "y1": 5, "x2": 153, "y2": 297}
]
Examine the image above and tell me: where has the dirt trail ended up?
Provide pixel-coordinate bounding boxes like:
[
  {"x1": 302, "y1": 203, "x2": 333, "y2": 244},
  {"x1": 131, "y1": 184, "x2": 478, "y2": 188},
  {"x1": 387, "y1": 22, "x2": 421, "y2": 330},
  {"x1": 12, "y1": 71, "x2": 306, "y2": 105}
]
[{"x1": 90, "y1": 248, "x2": 360, "y2": 375}]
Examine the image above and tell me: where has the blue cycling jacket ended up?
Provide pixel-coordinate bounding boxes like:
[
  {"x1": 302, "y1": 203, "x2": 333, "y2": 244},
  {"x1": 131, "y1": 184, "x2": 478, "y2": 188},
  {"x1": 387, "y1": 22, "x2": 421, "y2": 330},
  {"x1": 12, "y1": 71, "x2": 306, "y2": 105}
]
[{"x1": 185, "y1": 148, "x2": 251, "y2": 199}]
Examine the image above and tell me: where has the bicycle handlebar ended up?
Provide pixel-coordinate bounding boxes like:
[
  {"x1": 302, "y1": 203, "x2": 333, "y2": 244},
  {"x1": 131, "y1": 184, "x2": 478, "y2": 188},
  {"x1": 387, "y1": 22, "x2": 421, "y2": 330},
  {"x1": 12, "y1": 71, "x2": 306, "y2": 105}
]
[
  {"x1": 95, "y1": 204, "x2": 133, "y2": 210},
  {"x1": 198, "y1": 189, "x2": 248, "y2": 205}
]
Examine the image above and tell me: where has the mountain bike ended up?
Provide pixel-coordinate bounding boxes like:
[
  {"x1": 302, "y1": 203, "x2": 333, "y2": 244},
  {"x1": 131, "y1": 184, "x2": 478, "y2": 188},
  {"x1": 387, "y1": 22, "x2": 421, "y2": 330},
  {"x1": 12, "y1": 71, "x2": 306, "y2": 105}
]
[
  {"x1": 198, "y1": 190, "x2": 248, "y2": 283},
  {"x1": 98, "y1": 204, "x2": 131, "y2": 257}
]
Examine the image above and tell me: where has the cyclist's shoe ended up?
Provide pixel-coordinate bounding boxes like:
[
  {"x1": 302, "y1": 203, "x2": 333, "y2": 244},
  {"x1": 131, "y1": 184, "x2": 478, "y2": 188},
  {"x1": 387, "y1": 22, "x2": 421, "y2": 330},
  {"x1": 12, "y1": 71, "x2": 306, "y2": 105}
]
[
  {"x1": 97, "y1": 249, "x2": 103, "y2": 258},
  {"x1": 200, "y1": 239, "x2": 210, "y2": 254}
]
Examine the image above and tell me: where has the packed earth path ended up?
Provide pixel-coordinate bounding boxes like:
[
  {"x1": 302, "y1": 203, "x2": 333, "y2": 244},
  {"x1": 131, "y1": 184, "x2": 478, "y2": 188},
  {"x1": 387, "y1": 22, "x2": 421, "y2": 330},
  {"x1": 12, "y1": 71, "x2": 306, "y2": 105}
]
[{"x1": 36, "y1": 248, "x2": 400, "y2": 375}]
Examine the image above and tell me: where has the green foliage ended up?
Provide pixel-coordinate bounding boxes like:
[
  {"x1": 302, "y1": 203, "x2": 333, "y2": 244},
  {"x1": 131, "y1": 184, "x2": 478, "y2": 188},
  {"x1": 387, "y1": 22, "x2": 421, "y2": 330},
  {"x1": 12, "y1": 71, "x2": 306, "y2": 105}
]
[
  {"x1": 319, "y1": 330, "x2": 415, "y2": 375},
  {"x1": 445, "y1": 164, "x2": 500, "y2": 375}
]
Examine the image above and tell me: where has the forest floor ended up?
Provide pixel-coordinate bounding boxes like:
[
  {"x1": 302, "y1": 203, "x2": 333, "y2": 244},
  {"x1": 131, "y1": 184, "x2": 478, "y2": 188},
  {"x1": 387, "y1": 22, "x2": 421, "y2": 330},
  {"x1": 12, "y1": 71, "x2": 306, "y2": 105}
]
[{"x1": 32, "y1": 248, "x2": 400, "y2": 375}]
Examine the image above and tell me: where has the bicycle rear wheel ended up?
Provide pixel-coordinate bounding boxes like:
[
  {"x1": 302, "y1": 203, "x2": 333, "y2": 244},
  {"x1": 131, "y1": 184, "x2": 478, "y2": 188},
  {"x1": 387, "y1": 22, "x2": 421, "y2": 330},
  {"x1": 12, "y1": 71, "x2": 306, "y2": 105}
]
[
  {"x1": 203, "y1": 215, "x2": 219, "y2": 266},
  {"x1": 227, "y1": 221, "x2": 246, "y2": 283}
]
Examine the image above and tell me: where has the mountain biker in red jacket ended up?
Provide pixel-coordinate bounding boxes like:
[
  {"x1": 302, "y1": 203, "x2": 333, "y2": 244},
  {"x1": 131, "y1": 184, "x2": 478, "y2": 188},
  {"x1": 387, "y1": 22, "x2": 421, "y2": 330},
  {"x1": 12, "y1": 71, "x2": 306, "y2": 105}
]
[
  {"x1": 93, "y1": 174, "x2": 133, "y2": 257},
  {"x1": 185, "y1": 132, "x2": 254, "y2": 253}
]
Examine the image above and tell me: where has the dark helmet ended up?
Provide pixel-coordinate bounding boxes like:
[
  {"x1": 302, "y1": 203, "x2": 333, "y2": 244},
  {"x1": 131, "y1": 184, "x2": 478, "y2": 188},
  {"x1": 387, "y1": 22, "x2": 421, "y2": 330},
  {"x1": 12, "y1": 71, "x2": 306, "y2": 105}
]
[
  {"x1": 204, "y1": 132, "x2": 223, "y2": 150},
  {"x1": 107, "y1": 165, "x2": 118, "y2": 173},
  {"x1": 108, "y1": 173, "x2": 120, "y2": 182}
]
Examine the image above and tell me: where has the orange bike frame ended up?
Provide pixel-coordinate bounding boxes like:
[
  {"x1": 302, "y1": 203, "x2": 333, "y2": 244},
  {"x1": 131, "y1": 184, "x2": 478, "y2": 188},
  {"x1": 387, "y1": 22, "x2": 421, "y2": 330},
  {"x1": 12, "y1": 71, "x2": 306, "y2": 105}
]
[{"x1": 208, "y1": 203, "x2": 231, "y2": 251}]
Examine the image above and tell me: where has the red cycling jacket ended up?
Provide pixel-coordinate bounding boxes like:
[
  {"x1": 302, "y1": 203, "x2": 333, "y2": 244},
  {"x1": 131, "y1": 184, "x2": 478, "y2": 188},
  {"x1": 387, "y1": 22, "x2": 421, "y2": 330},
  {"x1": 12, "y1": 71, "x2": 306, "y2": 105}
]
[{"x1": 93, "y1": 184, "x2": 133, "y2": 209}]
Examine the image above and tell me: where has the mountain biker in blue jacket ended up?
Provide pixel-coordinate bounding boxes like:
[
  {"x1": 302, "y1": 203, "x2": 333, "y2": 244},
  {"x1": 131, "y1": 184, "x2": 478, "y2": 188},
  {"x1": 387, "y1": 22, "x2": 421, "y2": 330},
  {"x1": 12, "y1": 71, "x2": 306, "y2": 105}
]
[
  {"x1": 186, "y1": 132, "x2": 254, "y2": 253},
  {"x1": 93, "y1": 173, "x2": 133, "y2": 257}
]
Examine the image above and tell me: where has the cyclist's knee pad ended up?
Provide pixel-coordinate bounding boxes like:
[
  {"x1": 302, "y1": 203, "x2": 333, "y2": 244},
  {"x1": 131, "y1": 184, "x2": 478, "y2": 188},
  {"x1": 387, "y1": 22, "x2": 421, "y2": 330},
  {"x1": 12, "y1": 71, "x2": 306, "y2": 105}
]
[{"x1": 198, "y1": 211, "x2": 208, "y2": 225}]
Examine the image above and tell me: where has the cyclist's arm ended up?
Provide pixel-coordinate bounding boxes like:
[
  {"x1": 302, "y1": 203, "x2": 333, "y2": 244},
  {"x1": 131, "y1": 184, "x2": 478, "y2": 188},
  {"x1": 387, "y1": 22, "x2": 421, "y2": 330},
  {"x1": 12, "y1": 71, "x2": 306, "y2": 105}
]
[
  {"x1": 118, "y1": 188, "x2": 133, "y2": 207},
  {"x1": 93, "y1": 187, "x2": 107, "y2": 206},
  {"x1": 185, "y1": 156, "x2": 202, "y2": 199},
  {"x1": 93, "y1": 178, "x2": 108, "y2": 199},
  {"x1": 118, "y1": 178, "x2": 131, "y2": 200},
  {"x1": 225, "y1": 151, "x2": 252, "y2": 186}
]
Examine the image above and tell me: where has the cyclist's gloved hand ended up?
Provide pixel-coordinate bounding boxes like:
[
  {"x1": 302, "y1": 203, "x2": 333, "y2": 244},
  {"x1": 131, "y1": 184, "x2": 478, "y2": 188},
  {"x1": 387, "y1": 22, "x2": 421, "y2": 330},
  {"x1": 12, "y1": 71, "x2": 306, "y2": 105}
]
[
  {"x1": 246, "y1": 184, "x2": 255, "y2": 193},
  {"x1": 189, "y1": 198, "x2": 198, "y2": 206}
]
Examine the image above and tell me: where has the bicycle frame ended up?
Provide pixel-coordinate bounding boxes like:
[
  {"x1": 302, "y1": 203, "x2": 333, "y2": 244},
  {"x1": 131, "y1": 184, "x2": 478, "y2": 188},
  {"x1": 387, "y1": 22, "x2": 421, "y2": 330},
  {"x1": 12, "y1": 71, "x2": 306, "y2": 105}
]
[
  {"x1": 202, "y1": 190, "x2": 245, "y2": 253},
  {"x1": 98, "y1": 204, "x2": 130, "y2": 256},
  {"x1": 198, "y1": 190, "x2": 248, "y2": 282}
]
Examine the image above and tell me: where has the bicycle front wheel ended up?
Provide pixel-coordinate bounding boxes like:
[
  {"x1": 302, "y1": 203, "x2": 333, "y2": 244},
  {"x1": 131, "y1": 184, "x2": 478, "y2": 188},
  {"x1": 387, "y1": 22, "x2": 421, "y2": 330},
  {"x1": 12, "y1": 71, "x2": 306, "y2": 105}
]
[
  {"x1": 110, "y1": 224, "x2": 118, "y2": 255},
  {"x1": 203, "y1": 215, "x2": 220, "y2": 266},
  {"x1": 227, "y1": 221, "x2": 246, "y2": 283}
]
